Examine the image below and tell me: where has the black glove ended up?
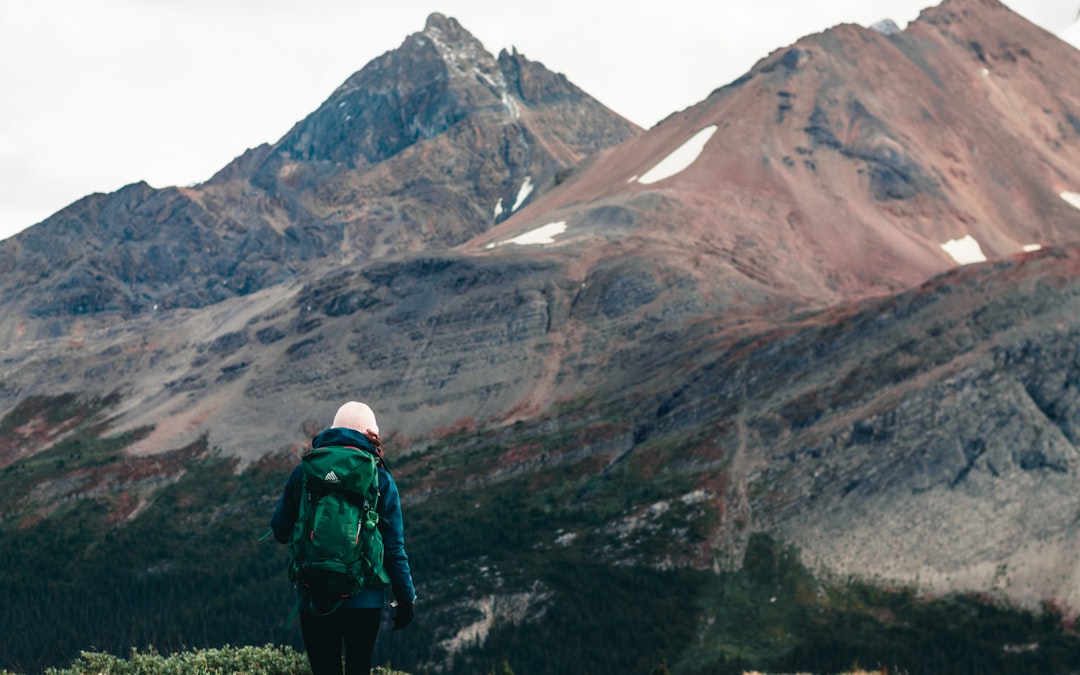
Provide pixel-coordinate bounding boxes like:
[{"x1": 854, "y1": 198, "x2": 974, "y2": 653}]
[{"x1": 393, "y1": 600, "x2": 414, "y2": 630}]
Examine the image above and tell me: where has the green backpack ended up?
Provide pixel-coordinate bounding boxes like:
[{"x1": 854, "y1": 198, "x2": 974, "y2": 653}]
[{"x1": 287, "y1": 445, "x2": 391, "y2": 613}]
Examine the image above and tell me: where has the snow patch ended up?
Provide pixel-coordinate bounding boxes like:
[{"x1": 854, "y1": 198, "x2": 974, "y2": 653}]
[
  {"x1": 425, "y1": 23, "x2": 485, "y2": 73},
  {"x1": 511, "y1": 176, "x2": 534, "y2": 211},
  {"x1": 1061, "y1": 191, "x2": 1080, "y2": 210},
  {"x1": 486, "y1": 221, "x2": 567, "y2": 248},
  {"x1": 637, "y1": 125, "x2": 718, "y2": 185},
  {"x1": 940, "y1": 235, "x2": 987, "y2": 265},
  {"x1": 1022, "y1": 243, "x2": 1042, "y2": 252},
  {"x1": 473, "y1": 68, "x2": 498, "y2": 88},
  {"x1": 474, "y1": 67, "x2": 520, "y2": 120},
  {"x1": 501, "y1": 92, "x2": 520, "y2": 120},
  {"x1": 493, "y1": 198, "x2": 504, "y2": 220}
]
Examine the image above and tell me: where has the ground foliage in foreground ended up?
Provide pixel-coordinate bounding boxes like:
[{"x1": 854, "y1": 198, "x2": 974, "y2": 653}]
[
  {"x1": 4, "y1": 396, "x2": 1080, "y2": 674},
  {"x1": 0, "y1": 643, "x2": 407, "y2": 675}
]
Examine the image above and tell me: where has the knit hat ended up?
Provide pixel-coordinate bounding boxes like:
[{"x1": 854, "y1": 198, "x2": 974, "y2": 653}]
[{"x1": 331, "y1": 401, "x2": 379, "y2": 436}]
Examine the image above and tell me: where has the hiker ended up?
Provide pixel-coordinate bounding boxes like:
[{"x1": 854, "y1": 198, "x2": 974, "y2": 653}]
[{"x1": 270, "y1": 401, "x2": 416, "y2": 675}]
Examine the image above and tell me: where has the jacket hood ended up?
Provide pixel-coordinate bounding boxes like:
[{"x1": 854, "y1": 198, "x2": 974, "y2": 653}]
[{"x1": 312, "y1": 427, "x2": 379, "y2": 454}]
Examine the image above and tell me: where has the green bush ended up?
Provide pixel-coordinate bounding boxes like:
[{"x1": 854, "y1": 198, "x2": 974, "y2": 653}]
[
  {"x1": 42, "y1": 644, "x2": 307, "y2": 675},
  {"x1": 31, "y1": 643, "x2": 411, "y2": 675}
]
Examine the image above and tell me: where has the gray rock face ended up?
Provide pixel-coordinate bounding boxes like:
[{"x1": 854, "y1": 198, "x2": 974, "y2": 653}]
[
  {"x1": 4, "y1": 182, "x2": 336, "y2": 319},
  {"x1": 804, "y1": 102, "x2": 939, "y2": 201},
  {"x1": 591, "y1": 247, "x2": 1080, "y2": 610},
  {"x1": 271, "y1": 15, "x2": 482, "y2": 168}
]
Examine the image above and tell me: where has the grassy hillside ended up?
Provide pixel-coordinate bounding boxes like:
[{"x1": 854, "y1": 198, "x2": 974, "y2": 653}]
[{"x1": 3, "y1": 394, "x2": 1080, "y2": 674}]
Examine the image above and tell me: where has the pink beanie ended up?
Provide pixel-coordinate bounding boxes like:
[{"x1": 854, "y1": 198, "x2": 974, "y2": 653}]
[{"x1": 331, "y1": 401, "x2": 380, "y2": 435}]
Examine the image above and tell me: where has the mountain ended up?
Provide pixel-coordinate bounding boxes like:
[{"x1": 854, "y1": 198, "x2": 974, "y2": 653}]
[
  {"x1": 4, "y1": 2, "x2": 1080, "y2": 674},
  {"x1": 0, "y1": 13, "x2": 637, "y2": 339},
  {"x1": 474, "y1": 0, "x2": 1080, "y2": 312}
]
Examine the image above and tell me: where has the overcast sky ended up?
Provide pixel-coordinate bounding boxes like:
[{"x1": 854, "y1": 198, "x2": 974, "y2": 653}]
[{"x1": 1, "y1": 0, "x2": 1077, "y2": 241}]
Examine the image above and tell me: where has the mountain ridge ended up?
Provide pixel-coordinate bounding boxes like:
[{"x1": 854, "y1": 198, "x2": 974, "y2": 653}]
[
  {"x1": 4, "y1": 4, "x2": 1080, "y2": 673},
  {"x1": 3, "y1": 0, "x2": 1079, "y2": 480},
  {"x1": 470, "y1": 0, "x2": 1080, "y2": 315}
]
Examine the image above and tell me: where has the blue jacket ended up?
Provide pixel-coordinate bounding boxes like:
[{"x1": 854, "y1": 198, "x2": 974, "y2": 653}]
[{"x1": 271, "y1": 427, "x2": 416, "y2": 608}]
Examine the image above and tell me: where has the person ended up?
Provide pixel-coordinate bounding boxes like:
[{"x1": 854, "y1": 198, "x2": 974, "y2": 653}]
[{"x1": 271, "y1": 401, "x2": 416, "y2": 675}]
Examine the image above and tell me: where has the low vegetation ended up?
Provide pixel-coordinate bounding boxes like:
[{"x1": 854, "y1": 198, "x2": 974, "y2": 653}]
[
  {"x1": 679, "y1": 534, "x2": 1080, "y2": 675},
  {"x1": 0, "y1": 644, "x2": 406, "y2": 675},
  {"x1": 4, "y1": 395, "x2": 1080, "y2": 675}
]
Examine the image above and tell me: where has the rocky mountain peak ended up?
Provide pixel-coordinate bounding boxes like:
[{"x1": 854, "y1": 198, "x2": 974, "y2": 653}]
[
  {"x1": 496, "y1": 47, "x2": 586, "y2": 107},
  {"x1": 420, "y1": 11, "x2": 496, "y2": 72},
  {"x1": 421, "y1": 11, "x2": 479, "y2": 51},
  {"x1": 415, "y1": 12, "x2": 516, "y2": 109},
  {"x1": 264, "y1": 13, "x2": 518, "y2": 170},
  {"x1": 423, "y1": 11, "x2": 456, "y2": 32}
]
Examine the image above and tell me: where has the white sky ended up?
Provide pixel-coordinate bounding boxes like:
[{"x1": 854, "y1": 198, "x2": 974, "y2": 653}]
[{"x1": 0, "y1": 0, "x2": 1077, "y2": 241}]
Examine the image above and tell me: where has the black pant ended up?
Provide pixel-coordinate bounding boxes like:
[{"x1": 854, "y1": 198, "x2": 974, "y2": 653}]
[{"x1": 300, "y1": 607, "x2": 382, "y2": 675}]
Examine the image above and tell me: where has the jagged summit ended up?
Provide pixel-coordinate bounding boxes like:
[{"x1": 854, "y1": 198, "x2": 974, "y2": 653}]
[
  {"x1": 260, "y1": 12, "x2": 632, "y2": 172},
  {"x1": 270, "y1": 17, "x2": 498, "y2": 168},
  {"x1": 421, "y1": 11, "x2": 484, "y2": 53},
  {"x1": 423, "y1": 11, "x2": 458, "y2": 32},
  {"x1": 419, "y1": 11, "x2": 501, "y2": 79}
]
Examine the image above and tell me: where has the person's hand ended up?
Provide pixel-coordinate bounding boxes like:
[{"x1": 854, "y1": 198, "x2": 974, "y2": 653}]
[{"x1": 393, "y1": 600, "x2": 414, "y2": 630}]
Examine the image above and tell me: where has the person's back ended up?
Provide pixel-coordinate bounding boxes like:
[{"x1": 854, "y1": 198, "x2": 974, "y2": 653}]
[{"x1": 271, "y1": 401, "x2": 416, "y2": 675}]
